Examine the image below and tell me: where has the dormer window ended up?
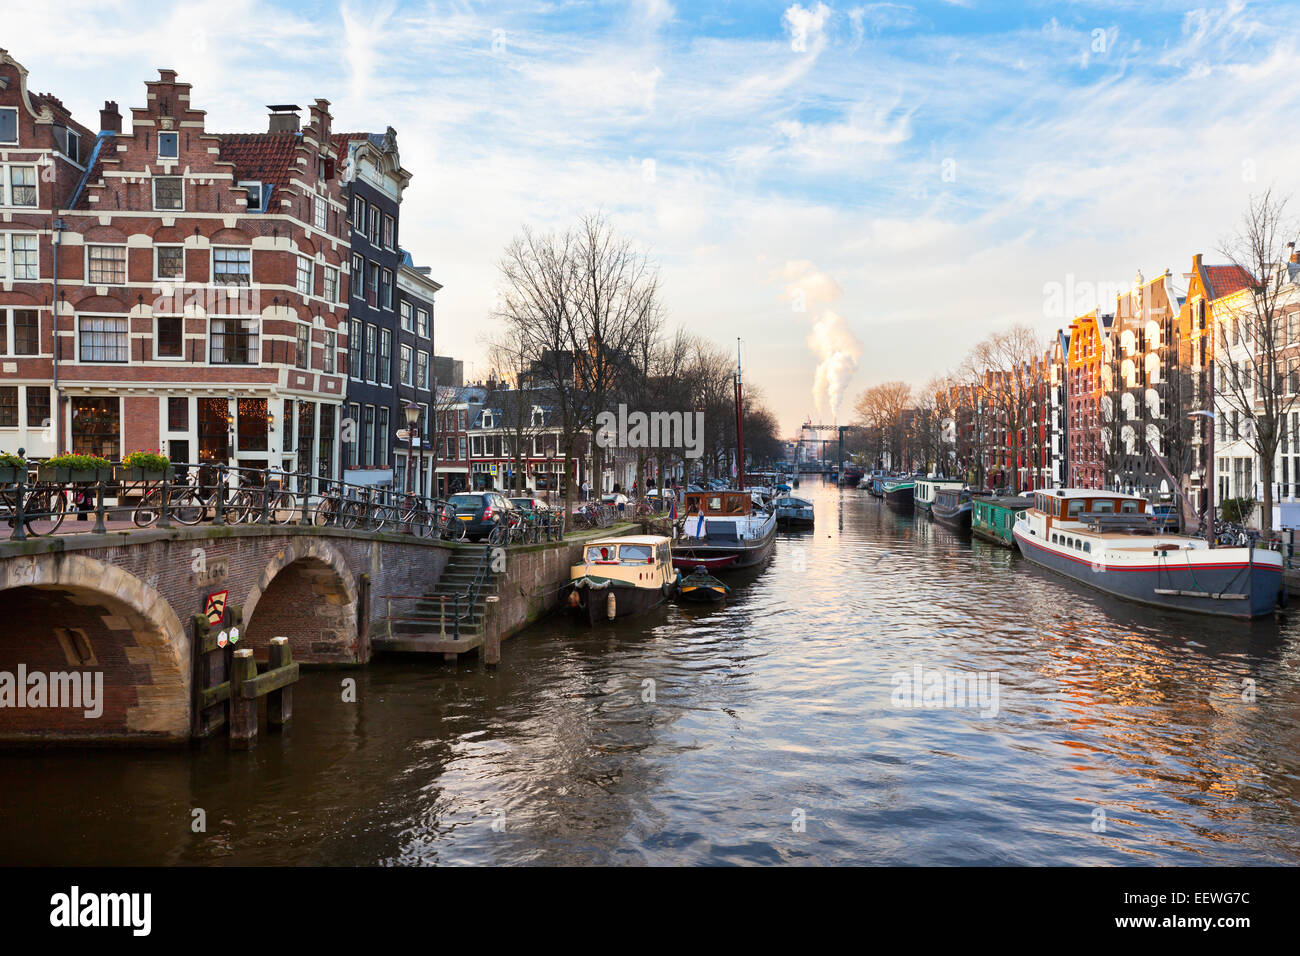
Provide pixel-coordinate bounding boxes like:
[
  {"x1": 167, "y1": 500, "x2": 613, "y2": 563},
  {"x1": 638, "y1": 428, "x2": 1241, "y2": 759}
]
[
  {"x1": 482, "y1": 412, "x2": 494, "y2": 429},
  {"x1": 0, "y1": 107, "x2": 16, "y2": 145},
  {"x1": 240, "y1": 181, "x2": 263, "y2": 211},
  {"x1": 58, "y1": 127, "x2": 80, "y2": 164},
  {"x1": 158, "y1": 132, "x2": 178, "y2": 159}
]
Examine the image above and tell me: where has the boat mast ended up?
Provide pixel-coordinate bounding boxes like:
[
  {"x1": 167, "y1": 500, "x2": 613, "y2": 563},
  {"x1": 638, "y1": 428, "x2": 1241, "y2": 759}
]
[{"x1": 735, "y1": 338, "x2": 745, "y2": 491}]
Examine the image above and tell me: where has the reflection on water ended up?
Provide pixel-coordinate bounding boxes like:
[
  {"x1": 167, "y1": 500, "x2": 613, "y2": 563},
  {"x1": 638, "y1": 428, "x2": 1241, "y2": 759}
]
[{"x1": 2, "y1": 477, "x2": 1299, "y2": 865}]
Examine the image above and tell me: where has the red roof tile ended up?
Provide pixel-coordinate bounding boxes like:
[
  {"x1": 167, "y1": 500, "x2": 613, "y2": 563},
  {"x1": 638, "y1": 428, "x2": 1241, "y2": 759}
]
[
  {"x1": 216, "y1": 132, "x2": 301, "y2": 190},
  {"x1": 1204, "y1": 264, "x2": 1255, "y2": 299}
]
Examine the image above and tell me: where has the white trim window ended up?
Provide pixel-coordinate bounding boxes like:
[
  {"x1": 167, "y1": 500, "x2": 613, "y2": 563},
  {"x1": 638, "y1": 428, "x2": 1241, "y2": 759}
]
[
  {"x1": 153, "y1": 175, "x2": 184, "y2": 211},
  {"x1": 314, "y1": 195, "x2": 327, "y2": 231},
  {"x1": 5, "y1": 165, "x2": 37, "y2": 207},
  {"x1": 0, "y1": 308, "x2": 40, "y2": 356},
  {"x1": 157, "y1": 132, "x2": 179, "y2": 159},
  {"x1": 417, "y1": 350, "x2": 429, "y2": 390},
  {"x1": 417, "y1": 307, "x2": 430, "y2": 339},
  {"x1": 0, "y1": 107, "x2": 17, "y2": 145},
  {"x1": 352, "y1": 197, "x2": 365, "y2": 232},
  {"x1": 348, "y1": 319, "x2": 361, "y2": 379},
  {"x1": 240, "y1": 181, "x2": 263, "y2": 211},
  {"x1": 78, "y1": 314, "x2": 129, "y2": 363},
  {"x1": 366, "y1": 324, "x2": 377, "y2": 382},
  {"x1": 296, "y1": 322, "x2": 311, "y2": 370},
  {"x1": 323, "y1": 329, "x2": 336, "y2": 374},
  {"x1": 400, "y1": 344, "x2": 412, "y2": 386},
  {"x1": 87, "y1": 244, "x2": 127, "y2": 284},
  {"x1": 379, "y1": 329, "x2": 391, "y2": 386},
  {"x1": 351, "y1": 254, "x2": 363, "y2": 298},
  {"x1": 323, "y1": 265, "x2": 338, "y2": 303},
  {"x1": 296, "y1": 255, "x2": 313, "y2": 296},
  {"x1": 155, "y1": 245, "x2": 185, "y2": 281},
  {"x1": 5, "y1": 234, "x2": 39, "y2": 281},
  {"x1": 381, "y1": 268, "x2": 393, "y2": 310},
  {"x1": 400, "y1": 300, "x2": 413, "y2": 331},
  {"x1": 212, "y1": 247, "x2": 251, "y2": 286},
  {"x1": 368, "y1": 206, "x2": 380, "y2": 242},
  {"x1": 209, "y1": 316, "x2": 260, "y2": 365},
  {"x1": 154, "y1": 314, "x2": 184, "y2": 360},
  {"x1": 383, "y1": 214, "x2": 395, "y2": 250}
]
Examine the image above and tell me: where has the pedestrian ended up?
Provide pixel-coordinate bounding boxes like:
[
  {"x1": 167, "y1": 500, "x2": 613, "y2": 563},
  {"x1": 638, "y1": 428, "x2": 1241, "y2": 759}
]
[{"x1": 582, "y1": 478, "x2": 590, "y2": 501}]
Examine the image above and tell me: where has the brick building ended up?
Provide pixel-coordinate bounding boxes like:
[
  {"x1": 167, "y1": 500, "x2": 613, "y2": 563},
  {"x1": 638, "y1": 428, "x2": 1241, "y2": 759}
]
[
  {"x1": 0, "y1": 51, "x2": 350, "y2": 490},
  {"x1": 1067, "y1": 309, "x2": 1110, "y2": 488}
]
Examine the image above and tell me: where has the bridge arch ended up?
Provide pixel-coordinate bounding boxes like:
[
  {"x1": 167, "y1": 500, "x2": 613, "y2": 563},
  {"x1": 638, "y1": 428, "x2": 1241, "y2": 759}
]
[
  {"x1": 0, "y1": 554, "x2": 190, "y2": 742},
  {"x1": 243, "y1": 538, "x2": 359, "y2": 663}
]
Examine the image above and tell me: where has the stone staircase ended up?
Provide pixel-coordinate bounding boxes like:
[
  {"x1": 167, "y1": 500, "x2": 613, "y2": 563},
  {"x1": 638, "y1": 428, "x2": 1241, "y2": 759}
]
[{"x1": 375, "y1": 545, "x2": 498, "y2": 657}]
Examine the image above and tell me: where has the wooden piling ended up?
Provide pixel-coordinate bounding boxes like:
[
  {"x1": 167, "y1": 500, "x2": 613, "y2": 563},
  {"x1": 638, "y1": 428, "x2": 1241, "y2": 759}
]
[
  {"x1": 483, "y1": 595, "x2": 501, "y2": 667},
  {"x1": 267, "y1": 636, "x2": 293, "y2": 729},
  {"x1": 229, "y1": 648, "x2": 258, "y2": 750}
]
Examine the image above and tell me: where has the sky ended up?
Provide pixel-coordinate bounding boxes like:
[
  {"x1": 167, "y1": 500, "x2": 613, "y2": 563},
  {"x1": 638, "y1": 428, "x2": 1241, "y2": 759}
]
[{"x1": 12, "y1": 0, "x2": 1300, "y2": 435}]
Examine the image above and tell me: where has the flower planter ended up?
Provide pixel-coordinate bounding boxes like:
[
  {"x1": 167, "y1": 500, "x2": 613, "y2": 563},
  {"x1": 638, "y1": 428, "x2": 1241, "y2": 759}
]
[
  {"x1": 38, "y1": 465, "x2": 114, "y2": 484},
  {"x1": 115, "y1": 465, "x2": 173, "y2": 482},
  {"x1": 0, "y1": 466, "x2": 26, "y2": 484}
]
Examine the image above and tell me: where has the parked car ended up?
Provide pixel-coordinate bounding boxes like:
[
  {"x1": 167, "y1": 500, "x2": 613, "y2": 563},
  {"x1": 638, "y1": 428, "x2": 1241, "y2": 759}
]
[
  {"x1": 444, "y1": 492, "x2": 512, "y2": 541},
  {"x1": 1151, "y1": 502, "x2": 1179, "y2": 532},
  {"x1": 509, "y1": 496, "x2": 550, "y2": 515}
]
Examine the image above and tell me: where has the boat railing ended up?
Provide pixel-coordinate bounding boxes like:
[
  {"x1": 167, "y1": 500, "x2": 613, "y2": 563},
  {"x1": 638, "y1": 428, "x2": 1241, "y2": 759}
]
[{"x1": 1083, "y1": 513, "x2": 1160, "y2": 534}]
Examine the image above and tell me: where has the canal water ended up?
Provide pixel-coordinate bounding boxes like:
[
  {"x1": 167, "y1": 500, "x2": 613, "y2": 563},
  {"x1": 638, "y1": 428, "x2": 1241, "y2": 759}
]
[{"x1": 3, "y1": 477, "x2": 1299, "y2": 866}]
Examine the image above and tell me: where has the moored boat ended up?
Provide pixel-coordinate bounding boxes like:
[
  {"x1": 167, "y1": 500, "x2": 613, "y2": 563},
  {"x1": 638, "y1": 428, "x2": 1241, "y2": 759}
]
[
  {"x1": 774, "y1": 495, "x2": 815, "y2": 530},
  {"x1": 1012, "y1": 489, "x2": 1285, "y2": 618},
  {"x1": 567, "y1": 535, "x2": 677, "y2": 625},
  {"x1": 931, "y1": 487, "x2": 973, "y2": 533},
  {"x1": 882, "y1": 477, "x2": 916, "y2": 511},
  {"x1": 675, "y1": 567, "x2": 731, "y2": 604},
  {"x1": 674, "y1": 489, "x2": 777, "y2": 571},
  {"x1": 972, "y1": 495, "x2": 1033, "y2": 547},
  {"x1": 914, "y1": 477, "x2": 964, "y2": 515}
]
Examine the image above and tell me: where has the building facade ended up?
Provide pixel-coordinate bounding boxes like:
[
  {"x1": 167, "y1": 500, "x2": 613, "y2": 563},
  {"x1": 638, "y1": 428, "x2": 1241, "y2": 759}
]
[{"x1": 1067, "y1": 309, "x2": 1109, "y2": 489}]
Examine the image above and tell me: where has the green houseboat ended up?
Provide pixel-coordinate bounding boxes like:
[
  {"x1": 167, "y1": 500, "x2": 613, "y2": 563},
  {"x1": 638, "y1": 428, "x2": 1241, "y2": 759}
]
[{"x1": 972, "y1": 495, "x2": 1034, "y2": 547}]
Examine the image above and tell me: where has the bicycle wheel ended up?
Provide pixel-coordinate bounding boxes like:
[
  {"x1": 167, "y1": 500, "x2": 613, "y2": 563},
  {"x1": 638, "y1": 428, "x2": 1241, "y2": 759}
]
[
  {"x1": 270, "y1": 491, "x2": 298, "y2": 525},
  {"x1": 170, "y1": 487, "x2": 205, "y2": 525},
  {"x1": 488, "y1": 523, "x2": 506, "y2": 546},
  {"x1": 340, "y1": 499, "x2": 363, "y2": 530},
  {"x1": 21, "y1": 485, "x2": 67, "y2": 536},
  {"x1": 223, "y1": 490, "x2": 253, "y2": 524},
  {"x1": 133, "y1": 486, "x2": 163, "y2": 528},
  {"x1": 313, "y1": 497, "x2": 337, "y2": 527}
]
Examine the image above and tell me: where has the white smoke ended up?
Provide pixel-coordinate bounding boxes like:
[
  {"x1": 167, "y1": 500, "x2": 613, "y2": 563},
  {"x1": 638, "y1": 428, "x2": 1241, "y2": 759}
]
[{"x1": 780, "y1": 260, "x2": 862, "y2": 423}]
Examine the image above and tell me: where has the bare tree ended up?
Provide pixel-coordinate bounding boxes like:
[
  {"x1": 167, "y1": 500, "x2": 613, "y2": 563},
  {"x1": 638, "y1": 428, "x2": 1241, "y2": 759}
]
[{"x1": 1216, "y1": 189, "x2": 1300, "y2": 536}]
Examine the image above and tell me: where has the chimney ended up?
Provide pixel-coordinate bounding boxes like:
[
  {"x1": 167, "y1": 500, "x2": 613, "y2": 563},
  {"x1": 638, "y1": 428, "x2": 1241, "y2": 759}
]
[
  {"x1": 1289, "y1": 242, "x2": 1298, "y2": 264},
  {"x1": 309, "y1": 98, "x2": 331, "y2": 140},
  {"x1": 100, "y1": 100, "x2": 121, "y2": 134},
  {"x1": 267, "y1": 104, "x2": 300, "y2": 134}
]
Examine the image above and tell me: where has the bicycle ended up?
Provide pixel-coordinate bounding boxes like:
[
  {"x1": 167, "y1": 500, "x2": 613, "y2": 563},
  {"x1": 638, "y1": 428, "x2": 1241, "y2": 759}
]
[
  {"x1": 162, "y1": 469, "x2": 253, "y2": 526},
  {"x1": 1, "y1": 475, "x2": 71, "y2": 537}
]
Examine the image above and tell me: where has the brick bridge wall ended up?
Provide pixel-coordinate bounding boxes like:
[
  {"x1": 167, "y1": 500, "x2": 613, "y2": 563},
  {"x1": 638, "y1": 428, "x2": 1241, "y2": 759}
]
[{"x1": 0, "y1": 526, "x2": 450, "y2": 744}]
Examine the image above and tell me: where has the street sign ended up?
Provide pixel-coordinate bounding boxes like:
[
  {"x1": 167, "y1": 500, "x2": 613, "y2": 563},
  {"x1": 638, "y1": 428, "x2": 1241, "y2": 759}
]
[
  {"x1": 217, "y1": 630, "x2": 229, "y2": 649},
  {"x1": 396, "y1": 429, "x2": 410, "y2": 440},
  {"x1": 205, "y1": 590, "x2": 228, "y2": 626},
  {"x1": 229, "y1": 626, "x2": 240, "y2": 646}
]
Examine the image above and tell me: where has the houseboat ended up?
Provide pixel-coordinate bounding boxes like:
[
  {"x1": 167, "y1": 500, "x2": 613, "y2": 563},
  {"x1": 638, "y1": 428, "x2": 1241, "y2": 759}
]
[
  {"x1": 1012, "y1": 489, "x2": 1285, "y2": 618},
  {"x1": 567, "y1": 535, "x2": 677, "y2": 625},
  {"x1": 914, "y1": 477, "x2": 965, "y2": 515},
  {"x1": 931, "y1": 487, "x2": 974, "y2": 534},
  {"x1": 972, "y1": 495, "x2": 1033, "y2": 548},
  {"x1": 882, "y1": 476, "x2": 916, "y2": 511},
  {"x1": 774, "y1": 495, "x2": 815, "y2": 530},
  {"x1": 675, "y1": 489, "x2": 777, "y2": 571}
]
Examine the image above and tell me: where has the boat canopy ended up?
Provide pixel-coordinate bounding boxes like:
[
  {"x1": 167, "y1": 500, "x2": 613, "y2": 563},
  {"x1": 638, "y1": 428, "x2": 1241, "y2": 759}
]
[{"x1": 685, "y1": 491, "x2": 753, "y2": 516}]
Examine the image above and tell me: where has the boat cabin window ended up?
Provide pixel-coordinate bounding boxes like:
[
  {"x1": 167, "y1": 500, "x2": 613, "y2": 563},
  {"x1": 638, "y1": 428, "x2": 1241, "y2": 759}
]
[
  {"x1": 1083, "y1": 541, "x2": 1091, "y2": 553},
  {"x1": 620, "y1": 544, "x2": 654, "y2": 564},
  {"x1": 1091, "y1": 500, "x2": 1115, "y2": 514},
  {"x1": 1120, "y1": 499, "x2": 1141, "y2": 513},
  {"x1": 1067, "y1": 499, "x2": 1085, "y2": 518},
  {"x1": 586, "y1": 545, "x2": 618, "y2": 564}
]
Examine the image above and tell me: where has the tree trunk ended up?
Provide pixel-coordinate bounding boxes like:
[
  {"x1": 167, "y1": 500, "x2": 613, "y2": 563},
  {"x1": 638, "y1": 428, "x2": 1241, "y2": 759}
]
[{"x1": 1261, "y1": 454, "x2": 1275, "y2": 536}]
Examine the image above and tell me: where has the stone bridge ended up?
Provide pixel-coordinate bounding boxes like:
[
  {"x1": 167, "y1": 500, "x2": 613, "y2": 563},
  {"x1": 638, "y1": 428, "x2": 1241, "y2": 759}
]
[{"x1": 0, "y1": 522, "x2": 628, "y2": 746}]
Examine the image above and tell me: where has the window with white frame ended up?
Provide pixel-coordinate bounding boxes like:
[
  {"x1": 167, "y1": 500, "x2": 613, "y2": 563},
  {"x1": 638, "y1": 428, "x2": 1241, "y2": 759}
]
[
  {"x1": 351, "y1": 254, "x2": 363, "y2": 297},
  {"x1": 7, "y1": 165, "x2": 37, "y2": 207},
  {"x1": 59, "y1": 128, "x2": 80, "y2": 164},
  {"x1": 400, "y1": 344, "x2": 412, "y2": 386},
  {"x1": 323, "y1": 329, "x2": 336, "y2": 374},
  {"x1": 377, "y1": 407, "x2": 390, "y2": 467},
  {"x1": 9, "y1": 234, "x2": 38, "y2": 281},
  {"x1": 209, "y1": 317, "x2": 259, "y2": 364},
  {"x1": 155, "y1": 246, "x2": 184, "y2": 281},
  {"x1": 78, "y1": 315, "x2": 129, "y2": 363},
  {"x1": 368, "y1": 207, "x2": 380, "y2": 241},
  {"x1": 314, "y1": 196, "x2": 327, "y2": 231},
  {"x1": 240, "y1": 181, "x2": 263, "y2": 211},
  {"x1": 366, "y1": 324, "x2": 377, "y2": 382},
  {"x1": 0, "y1": 309, "x2": 40, "y2": 356},
  {"x1": 153, "y1": 176, "x2": 184, "y2": 211},
  {"x1": 87, "y1": 245, "x2": 126, "y2": 284},
  {"x1": 296, "y1": 256, "x2": 313, "y2": 296},
  {"x1": 349, "y1": 318, "x2": 361, "y2": 378},
  {"x1": 417, "y1": 350, "x2": 429, "y2": 390},
  {"x1": 352, "y1": 197, "x2": 365, "y2": 232},
  {"x1": 154, "y1": 315, "x2": 183, "y2": 359},
  {"x1": 213, "y1": 247, "x2": 251, "y2": 286},
  {"x1": 158, "y1": 132, "x2": 179, "y2": 159},
  {"x1": 400, "y1": 300, "x2": 413, "y2": 331},
  {"x1": 296, "y1": 323, "x2": 310, "y2": 370},
  {"x1": 381, "y1": 268, "x2": 393, "y2": 309},
  {"x1": 379, "y1": 329, "x2": 391, "y2": 386},
  {"x1": 383, "y1": 215, "x2": 395, "y2": 249},
  {"x1": 417, "y1": 308, "x2": 430, "y2": 338},
  {"x1": 0, "y1": 108, "x2": 16, "y2": 145},
  {"x1": 323, "y1": 265, "x2": 338, "y2": 303}
]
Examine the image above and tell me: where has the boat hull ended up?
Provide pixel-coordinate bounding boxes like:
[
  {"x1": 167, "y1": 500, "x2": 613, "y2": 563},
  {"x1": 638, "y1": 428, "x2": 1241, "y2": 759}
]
[
  {"x1": 932, "y1": 503, "x2": 972, "y2": 534},
  {"x1": 1012, "y1": 526, "x2": 1284, "y2": 618},
  {"x1": 884, "y1": 485, "x2": 915, "y2": 511},
  {"x1": 568, "y1": 581, "x2": 669, "y2": 625}
]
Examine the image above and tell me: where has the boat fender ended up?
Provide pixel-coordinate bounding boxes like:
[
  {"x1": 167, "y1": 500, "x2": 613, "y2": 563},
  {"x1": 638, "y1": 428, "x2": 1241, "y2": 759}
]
[
  {"x1": 606, "y1": 592, "x2": 617, "y2": 620},
  {"x1": 567, "y1": 590, "x2": 581, "y2": 609}
]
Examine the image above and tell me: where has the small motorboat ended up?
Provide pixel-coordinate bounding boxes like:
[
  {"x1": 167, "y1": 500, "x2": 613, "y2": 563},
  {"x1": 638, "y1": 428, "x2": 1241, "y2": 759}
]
[
  {"x1": 931, "y1": 487, "x2": 973, "y2": 533},
  {"x1": 567, "y1": 535, "x2": 677, "y2": 625},
  {"x1": 675, "y1": 567, "x2": 730, "y2": 604},
  {"x1": 774, "y1": 495, "x2": 815, "y2": 530}
]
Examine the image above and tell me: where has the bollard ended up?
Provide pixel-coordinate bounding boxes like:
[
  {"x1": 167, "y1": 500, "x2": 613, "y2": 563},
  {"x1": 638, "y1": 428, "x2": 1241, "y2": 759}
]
[
  {"x1": 267, "y1": 636, "x2": 293, "y2": 729},
  {"x1": 228, "y1": 648, "x2": 258, "y2": 750},
  {"x1": 157, "y1": 472, "x2": 172, "y2": 529},
  {"x1": 213, "y1": 465, "x2": 226, "y2": 526},
  {"x1": 10, "y1": 477, "x2": 26, "y2": 542},
  {"x1": 91, "y1": 479, "x2": 107, "y2": 535},
  {"x1": 483, "y1": 596, "x2": 500, "y2": 666}
]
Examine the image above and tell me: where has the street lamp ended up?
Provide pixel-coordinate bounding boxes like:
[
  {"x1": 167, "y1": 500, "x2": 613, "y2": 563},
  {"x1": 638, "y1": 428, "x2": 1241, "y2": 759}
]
[{"x1": 403, "y1": 401, "x2": 421, "y2": 496}]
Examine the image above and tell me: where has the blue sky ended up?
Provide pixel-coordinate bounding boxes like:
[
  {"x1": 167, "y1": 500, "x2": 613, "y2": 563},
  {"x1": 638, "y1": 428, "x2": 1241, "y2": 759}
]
[{"x1": 18, "y1": 0, "x2": 1300, "y2": 432}]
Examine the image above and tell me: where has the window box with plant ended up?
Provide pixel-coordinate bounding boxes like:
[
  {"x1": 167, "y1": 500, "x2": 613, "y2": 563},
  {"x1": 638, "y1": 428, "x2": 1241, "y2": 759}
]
[
  {"x1": 0, "y1": 452, "x2": 27, "y2": 485},
  {"x1": 38, "y1": 454, "x2": 114, "y2": 483},
  {"x1": 115, "y1": 451, "x2": 173, "y2": 482}
]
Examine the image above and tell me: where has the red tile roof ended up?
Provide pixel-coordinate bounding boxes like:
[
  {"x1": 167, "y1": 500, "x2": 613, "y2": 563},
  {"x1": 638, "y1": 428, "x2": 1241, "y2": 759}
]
[
  {"x1": 1204, "y1": 264, "x2": 1255, "y2": 299},
  {"x1": 216, "y1": 132, "x2": 301, "y2": 190}
]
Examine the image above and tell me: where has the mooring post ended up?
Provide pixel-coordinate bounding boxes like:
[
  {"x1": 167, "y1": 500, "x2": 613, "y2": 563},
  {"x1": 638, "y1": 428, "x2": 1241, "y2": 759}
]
[
  {"x1": 267, "y1": 636, "x2": 293, "y2": 729},
  {"x1": 483, "y1": 595, "x2": 501, "y2": 667},
  {"x1": 229, "y1": 648, "x2": 257, "y2": 750}
]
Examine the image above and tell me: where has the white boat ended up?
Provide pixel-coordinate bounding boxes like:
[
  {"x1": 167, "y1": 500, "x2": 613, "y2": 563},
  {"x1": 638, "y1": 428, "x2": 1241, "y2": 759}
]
[
  {"x1": 1013, "y1": 489, "x2": 1284, "y2": 618},
  {"x1": 674, "y1": 489, "x2": 777, "y2": 571}
]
